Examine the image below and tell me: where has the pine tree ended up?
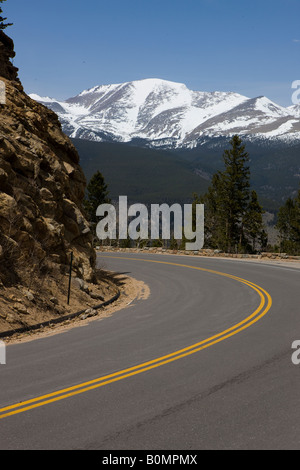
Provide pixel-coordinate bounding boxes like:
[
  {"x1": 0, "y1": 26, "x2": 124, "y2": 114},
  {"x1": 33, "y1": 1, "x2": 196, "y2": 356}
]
[
  {"x1": 199, "y1": 174, "x2": 227, "y2": 249},
  {"x1": 243, "y1": 190, "x2": 266, "y2": 252},
  {"x1": 220, "y1": 135, "x2": 250, "y2": 252},
  {"x1": 83, "y1": 171, "x2": 110, "y2": 225},
  {"x1": 0, "y1": 1, "x2": 13, "y2": 31},
  {"x1": 276, "y1": 187, "x2": 300, "y2": 254},
  {"x1": 199, "y1": 135, "x2": 265, "y2": 253},
  {"x1": 169, "y1": 236, "x2": 178, "y2": 250}
]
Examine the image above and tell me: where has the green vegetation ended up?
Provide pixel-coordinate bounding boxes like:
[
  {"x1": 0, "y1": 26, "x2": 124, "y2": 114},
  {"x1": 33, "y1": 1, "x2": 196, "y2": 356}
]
[
  {"x1": 244, "y1": 190, "x2": 267, "y2": 252},
  {"x1": 72, "y1": 139, "x2": 210, "y2": 205},
  {"x1": 276, "y1": 186, "x2": 300, "y2": 255},
  {"x1": 0, "y1": 0, "x2": 12, "y2": 31},
  {"x1": 73, "y1": 137, "x2": 300, "y2": 214},
  {"x1": 193, "y1": 136, "x2": 266, "y2": 253},
  {"x1": 83, "y1": 170, "x2": 111, "y2": 230}
]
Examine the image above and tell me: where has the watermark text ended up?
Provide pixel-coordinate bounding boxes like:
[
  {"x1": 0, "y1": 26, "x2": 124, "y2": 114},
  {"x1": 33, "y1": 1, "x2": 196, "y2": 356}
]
[
  {"x1": 0, "y1": 80, "x2": 6, "y2": 105},
  {"x1": 96, "y1": 196, "x2": 204, "y2": 250},
  {"x1": 0, "y1": 341, "x2": 6, "y2": 365},
  {"x1": 291, "y1": 80, "x2": 300, "y2": 105}
]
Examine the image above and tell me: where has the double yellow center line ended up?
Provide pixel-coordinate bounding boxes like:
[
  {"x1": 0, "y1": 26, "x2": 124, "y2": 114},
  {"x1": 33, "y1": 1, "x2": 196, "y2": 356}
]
[{"x1": 0, "y1": 258, "x2": 272, "y2": 419}]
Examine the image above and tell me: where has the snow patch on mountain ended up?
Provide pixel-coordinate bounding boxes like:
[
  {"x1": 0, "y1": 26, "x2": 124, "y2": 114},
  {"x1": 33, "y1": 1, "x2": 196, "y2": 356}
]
[{"x1": 30, "y1": 79, "x2": 300, "y2": 148}]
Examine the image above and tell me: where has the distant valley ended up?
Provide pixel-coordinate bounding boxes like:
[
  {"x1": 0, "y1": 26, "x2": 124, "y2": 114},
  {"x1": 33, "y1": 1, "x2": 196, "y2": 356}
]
[{"x1": 71, "y1": 137, "x2": 300, "y2": 214}]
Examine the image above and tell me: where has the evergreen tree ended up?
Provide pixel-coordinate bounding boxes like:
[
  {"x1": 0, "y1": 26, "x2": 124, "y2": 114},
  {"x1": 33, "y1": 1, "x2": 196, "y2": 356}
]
[
  {"x1": 83, "y1": 171, "x2": 110, "y2": 225},
  {"x1": 199, "y1": 174, "x2": 226, "y2": 249},
  {"x1": 199, "y1": 135, "x2": 266, "y2": 253},
  {"x1": 276, "y1": 187, "x2": 300, "y2": 254},
  {"x1": 220, "y1": 135, "x2": 250, "y2": 252},
  {"x1": 0, "y1": 1, "x2": 13, "y2": 31},
  {"x1": 243, "y1": 190, "x2": 265, "y2": 252},
  {"x1": 169, "y1": 236, "x2": 178, "y2": 250},
  {"x1": 259, "y1": 228, "x2": 268, "y2": 252}
]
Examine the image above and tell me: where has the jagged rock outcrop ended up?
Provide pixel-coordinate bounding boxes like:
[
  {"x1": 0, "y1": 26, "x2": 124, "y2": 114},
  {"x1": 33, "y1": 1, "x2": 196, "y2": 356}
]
[
  {"x1": 0, "y1": 32, "x2": 96, "y2": 288},
  {"x1": 0, "y1": 31, "x2": 19, "y2": 81}
]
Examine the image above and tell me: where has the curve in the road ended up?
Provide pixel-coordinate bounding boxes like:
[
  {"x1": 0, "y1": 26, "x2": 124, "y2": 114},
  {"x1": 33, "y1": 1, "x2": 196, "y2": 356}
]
[{"x1": 0, "y1": 257, "x2": 272, "y2": 420}]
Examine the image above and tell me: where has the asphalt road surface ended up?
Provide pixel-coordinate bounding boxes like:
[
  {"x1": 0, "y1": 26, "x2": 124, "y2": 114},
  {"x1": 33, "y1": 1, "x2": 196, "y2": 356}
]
[{"x1": 1, "y1": 252, "x2": 300, "y2": 450}]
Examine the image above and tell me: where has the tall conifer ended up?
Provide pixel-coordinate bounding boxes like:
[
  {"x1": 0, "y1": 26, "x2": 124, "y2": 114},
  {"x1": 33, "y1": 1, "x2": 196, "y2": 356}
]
[
  {"x1": 200, "y1": 135, "x2": 266, "y2": 253},
  {"x1": 276, "y1": 187, "x2": 300, "y2": 254},
  {"x1": 83, "y1": 171, "x2": 110, "y2": 225}
]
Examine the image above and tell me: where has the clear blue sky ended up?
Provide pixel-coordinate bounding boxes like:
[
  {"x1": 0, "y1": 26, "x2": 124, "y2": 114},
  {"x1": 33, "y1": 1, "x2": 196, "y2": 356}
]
[{"x1": 4, "y1": 0, "x2": 300, "y2": 106}]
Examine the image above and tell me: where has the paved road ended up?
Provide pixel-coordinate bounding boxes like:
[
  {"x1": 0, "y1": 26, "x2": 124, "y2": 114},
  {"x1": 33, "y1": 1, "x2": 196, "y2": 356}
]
[{"x1": 0, "y1": 252, "x2": 300, "y2": 449}]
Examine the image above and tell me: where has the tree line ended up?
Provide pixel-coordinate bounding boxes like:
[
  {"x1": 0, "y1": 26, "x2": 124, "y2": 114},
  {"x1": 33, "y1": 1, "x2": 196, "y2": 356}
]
[{"x1": 84, "y1": 135, "x2": 300, "y2": 255}]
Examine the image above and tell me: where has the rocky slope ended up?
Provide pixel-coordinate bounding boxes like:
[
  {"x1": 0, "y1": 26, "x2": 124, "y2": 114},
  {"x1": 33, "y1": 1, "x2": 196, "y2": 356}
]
[{"x1": 0, "y1": 31, "x2": 115, "y2": 334}]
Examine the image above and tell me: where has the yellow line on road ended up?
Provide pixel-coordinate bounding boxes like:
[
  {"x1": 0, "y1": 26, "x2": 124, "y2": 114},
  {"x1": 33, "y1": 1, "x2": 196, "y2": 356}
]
[{"x1": 0, "y1": 257, "x2": 272, "y2": 419}]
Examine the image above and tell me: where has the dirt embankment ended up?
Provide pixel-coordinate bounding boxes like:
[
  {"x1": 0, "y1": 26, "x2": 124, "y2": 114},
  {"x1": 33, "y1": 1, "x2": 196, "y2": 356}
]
[{"x1": 2, "y1": 269, "x2": 150, "y2": 344}]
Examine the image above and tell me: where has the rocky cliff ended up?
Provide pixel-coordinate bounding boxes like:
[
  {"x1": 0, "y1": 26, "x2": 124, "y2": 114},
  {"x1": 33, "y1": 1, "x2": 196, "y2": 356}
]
[
  {"x1": 0, "y1": 31, "x2": 19, "y2": 81},
  {"x1": 0, "y1": 31, "x2": 112, "y2": 334}
]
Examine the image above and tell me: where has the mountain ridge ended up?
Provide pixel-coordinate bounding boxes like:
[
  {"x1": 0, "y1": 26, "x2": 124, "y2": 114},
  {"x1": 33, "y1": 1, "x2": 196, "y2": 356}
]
[{"x1": 30, "y1": 78, "x2": 300, "y2": 148}]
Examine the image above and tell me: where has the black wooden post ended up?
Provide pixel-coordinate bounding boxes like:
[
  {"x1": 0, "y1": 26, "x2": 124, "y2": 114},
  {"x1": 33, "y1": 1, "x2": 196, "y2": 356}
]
[{"x1": 67, "y1": 251, "x2": 73, "y2": 305}]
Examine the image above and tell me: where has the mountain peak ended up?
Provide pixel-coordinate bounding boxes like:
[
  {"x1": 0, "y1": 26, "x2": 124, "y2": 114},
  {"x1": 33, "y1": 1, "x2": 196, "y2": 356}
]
[
  {"x1": 30, "y1": 79, "x2": 300, "y2": 147},
  {"x1": 288, "y1": 104, "x2": 300, "y2": 117}
]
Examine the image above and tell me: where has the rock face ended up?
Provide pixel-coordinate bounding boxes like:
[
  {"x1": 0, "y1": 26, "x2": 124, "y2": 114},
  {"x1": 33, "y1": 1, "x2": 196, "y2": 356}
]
[
  {"x1": 0, "y1": 31, "x2": 96, "y2": 287},
  {"x1": 0, "y1": 31, "x2": 19, "y2": 81}
]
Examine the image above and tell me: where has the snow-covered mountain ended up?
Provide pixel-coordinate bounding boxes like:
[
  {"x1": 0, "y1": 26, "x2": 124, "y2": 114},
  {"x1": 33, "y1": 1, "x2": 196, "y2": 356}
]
[{"x1": 30, "y1": 78, "x2": 300, "y2": 148}]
